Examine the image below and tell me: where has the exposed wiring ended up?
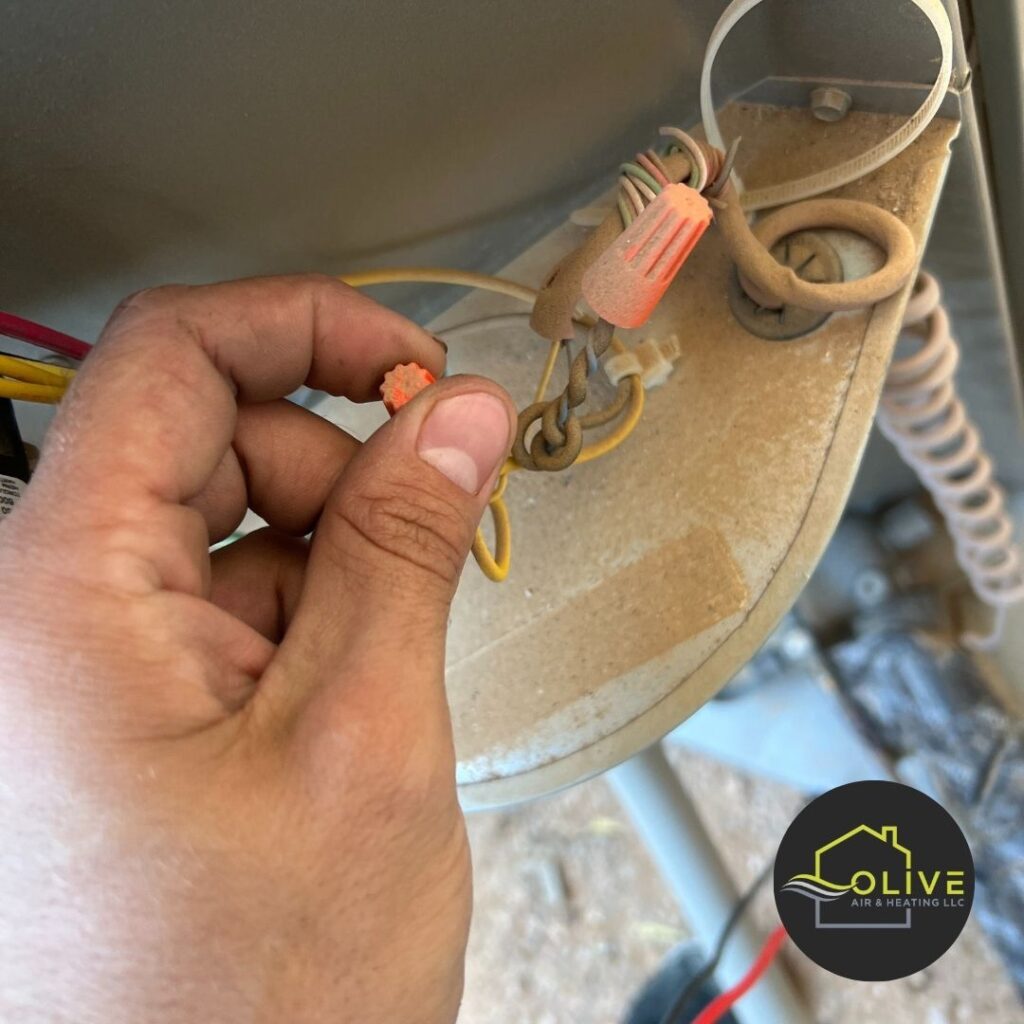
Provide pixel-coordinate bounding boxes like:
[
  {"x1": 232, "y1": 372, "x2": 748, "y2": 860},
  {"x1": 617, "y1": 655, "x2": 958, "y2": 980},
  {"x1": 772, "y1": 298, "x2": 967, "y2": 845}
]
[
  {"x1": 432, "y1": 104, "x2": 921, "y2": 575},
  {"x1": 0, "y1": 353, "x2": 74, "y2": 388},
  {"x1": 0, "y1": 310, "x2": 92, "y2": 361},
  {"x1": 0, "y1": 269, "x2": 638, "y2": 580},
  {"x1": 713, "y1": 181, "x2": 917, "y2": 312},
  {"x1": 340, "y1": 267, "x2": 538, "y2": 305},
  {"x1": 528, "y1": 127, "x2": 710, "y2": 473},
  {"x1": 690, "y1": 925, "x2": 789, "y2": 1024},
  {"x1": 437, "y1": 312, "x2": 579, "y2": 343},
  {"x1": 700, "y1": 0, "x2": 954, "y2": 211},
  {"x1": 660, "y1": 126, "x2": 710, "y2": 192},
  {"x1": 0, "y1": 315, "x2": 84, "y2": 404},
  {"x1": 433, "y1": 312, "x2": 590, "y2": 404},
  {"x1": 533, "y1": 339, "x2": 563, "y2": 404},
  {"x1": 659, "y1": 862, "x2": 772, "y2": 1024},
  {"x1": 616, "y1": 127, "x2": 713, "y2": 228},
  {"x1": 513, "y1": 318, "x2": 618, "y2": 471},
  {"x1": 0, "y1": 352, "x2": 75, "y2": 404},
  {"x1": 592, "y1": 128, "x2": 918, "y2": 319},
  {"x1": 877, "y1": 272, "x2": 1024, "y2": 649},
  {"x1": 0, "y1": 380, "x2": 67, "y2": 404},
  {"x1": 340, "y1": 269, "x2": 645, "y2": 581},
  {"x1": 471, "y1": 466, "x2": 512, "y2": 582}
]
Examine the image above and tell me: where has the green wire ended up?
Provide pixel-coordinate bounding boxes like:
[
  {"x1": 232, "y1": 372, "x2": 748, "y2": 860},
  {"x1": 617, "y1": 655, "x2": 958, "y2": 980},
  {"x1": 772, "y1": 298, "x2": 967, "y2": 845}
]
[{"x1": 620, "y1": 162, "x2": 663, "y2": 196}]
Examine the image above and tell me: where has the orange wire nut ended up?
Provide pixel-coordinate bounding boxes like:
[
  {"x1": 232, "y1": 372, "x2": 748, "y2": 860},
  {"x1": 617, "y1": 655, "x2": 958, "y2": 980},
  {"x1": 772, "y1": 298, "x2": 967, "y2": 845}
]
[
  {"x1": 583, "y1": 183, "x2": 712, "y2": 328},
  {"x1": 380, "y1": 362, "x2": 436, "y2": 416}
]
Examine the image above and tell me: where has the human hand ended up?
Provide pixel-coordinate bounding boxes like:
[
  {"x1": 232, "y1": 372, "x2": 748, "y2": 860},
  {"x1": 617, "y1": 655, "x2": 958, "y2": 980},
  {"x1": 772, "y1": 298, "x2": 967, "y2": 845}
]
[{"x1": 0, "y1": 276, "x2": 516, "y2": 1023}]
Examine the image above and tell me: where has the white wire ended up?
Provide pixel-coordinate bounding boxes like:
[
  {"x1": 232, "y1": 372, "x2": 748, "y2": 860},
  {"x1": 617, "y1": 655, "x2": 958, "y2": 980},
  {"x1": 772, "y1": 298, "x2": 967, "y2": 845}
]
[
  {"x1": 435, "y1": 312, "x2": 586, "y2": 341},
  {"x1": 700, "y1": 0, "x2": 954, "y2": 211}
]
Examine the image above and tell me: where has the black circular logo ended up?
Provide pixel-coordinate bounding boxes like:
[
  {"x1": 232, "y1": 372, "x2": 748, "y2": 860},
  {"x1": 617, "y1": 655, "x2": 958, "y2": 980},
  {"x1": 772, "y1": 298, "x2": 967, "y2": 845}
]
[{"x1": 774, "y1": 781, "x2": 974, "y2": 981}]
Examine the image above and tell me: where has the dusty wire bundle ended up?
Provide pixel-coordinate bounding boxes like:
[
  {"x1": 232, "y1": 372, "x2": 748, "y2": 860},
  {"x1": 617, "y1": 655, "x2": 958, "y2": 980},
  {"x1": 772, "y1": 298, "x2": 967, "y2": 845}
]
[
  {"x1": 513, "y1": 128, "x2": 728, "y2": 477},
  {"x1": 616, "y1": 128, "x2": 721, "y2": 225},
  {"x1": 346, "y1": 119, "x2": 924, "y2": 581},
  {"x1": 0, "y1": 121, "x2": 946, "y2": 592},
  {"x1": 511, "y1": 319, "x2": 621, "y2": 471},
  {"x1": 337, "y1": 268, "x2": 647, "y2": 581}
]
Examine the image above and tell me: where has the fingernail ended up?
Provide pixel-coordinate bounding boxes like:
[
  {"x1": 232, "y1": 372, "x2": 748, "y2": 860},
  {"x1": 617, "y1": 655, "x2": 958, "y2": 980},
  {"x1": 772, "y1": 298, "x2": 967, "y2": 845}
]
[
  {"x1": 432, "y1": 334, "x2": 449, "y2": 354},
  {"x1": 417, "y1": 392, "x2": 511, "y2": 494}
]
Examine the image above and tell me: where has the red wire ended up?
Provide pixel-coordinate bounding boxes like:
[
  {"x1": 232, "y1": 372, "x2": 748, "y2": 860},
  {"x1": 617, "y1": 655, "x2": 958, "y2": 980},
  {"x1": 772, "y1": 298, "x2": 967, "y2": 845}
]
[
  {"x1": 0, "y1": 311, "x2": 92, "y2": 361},
  {"x1": 691, "y1": 925, "x2": 789, "y2": 1024}
]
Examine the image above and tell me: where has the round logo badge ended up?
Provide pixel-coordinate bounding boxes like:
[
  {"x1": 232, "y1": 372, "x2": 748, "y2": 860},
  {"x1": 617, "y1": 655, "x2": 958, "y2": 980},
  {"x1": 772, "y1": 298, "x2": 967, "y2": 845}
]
[{"x1": 775, "y1": 781, "x2": 974, "y2": 981}]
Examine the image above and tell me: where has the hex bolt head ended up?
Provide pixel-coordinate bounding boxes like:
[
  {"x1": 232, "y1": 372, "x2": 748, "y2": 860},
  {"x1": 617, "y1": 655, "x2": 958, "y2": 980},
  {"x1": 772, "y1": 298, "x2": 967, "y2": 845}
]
[{"x1": 810, "y1": 86, "x2": 852, "y2": 123}]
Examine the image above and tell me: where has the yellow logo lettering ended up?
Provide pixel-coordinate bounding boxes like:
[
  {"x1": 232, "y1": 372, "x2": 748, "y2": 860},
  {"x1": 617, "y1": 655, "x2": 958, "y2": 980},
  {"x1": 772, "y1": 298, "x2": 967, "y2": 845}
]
[{"x1": 851, "y1": 870, "x2": 876, "y2": 895}]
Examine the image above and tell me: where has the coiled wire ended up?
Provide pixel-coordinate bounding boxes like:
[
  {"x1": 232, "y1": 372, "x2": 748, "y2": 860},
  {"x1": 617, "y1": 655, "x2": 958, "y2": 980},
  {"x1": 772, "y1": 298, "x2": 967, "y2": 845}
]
[
  {"x1": 616, "y1": 127, "x2": 731, "y2": 228},
  {"x1": 877, "y1": 272, "x2": 1024, "y2": 649}
]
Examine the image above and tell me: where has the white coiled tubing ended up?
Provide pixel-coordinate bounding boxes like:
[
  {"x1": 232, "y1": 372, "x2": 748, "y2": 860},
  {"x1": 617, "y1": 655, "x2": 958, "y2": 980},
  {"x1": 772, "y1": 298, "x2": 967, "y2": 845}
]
[{"x1": 877, "y1": 272, "x2": 1024, "y2": 649}]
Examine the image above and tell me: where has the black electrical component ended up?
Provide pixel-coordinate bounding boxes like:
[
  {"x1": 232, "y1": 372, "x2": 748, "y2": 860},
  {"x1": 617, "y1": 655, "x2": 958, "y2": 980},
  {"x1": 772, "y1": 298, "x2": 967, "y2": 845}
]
[{"x1": 0, "y1": 398, "x2": 30, "y2": 518}]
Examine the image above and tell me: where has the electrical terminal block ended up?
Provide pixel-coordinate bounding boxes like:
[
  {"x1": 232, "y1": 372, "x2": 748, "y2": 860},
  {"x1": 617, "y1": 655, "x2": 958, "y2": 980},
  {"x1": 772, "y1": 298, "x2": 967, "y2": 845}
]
[
  {"x1": 604, "y1": 333, "x2": 681, "y2": 389},
  {"x1": 380, "y1": 362, "x2": 436, "y2": 416}
]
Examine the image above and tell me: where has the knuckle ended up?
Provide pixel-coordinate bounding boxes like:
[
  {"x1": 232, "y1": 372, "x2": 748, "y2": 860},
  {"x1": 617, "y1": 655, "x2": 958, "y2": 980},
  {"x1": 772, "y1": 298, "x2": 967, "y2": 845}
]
[
  {"x1": 106, "y1": 284, "x2": 187, "y2": 328},
  {"x1": 328, "y1": 477, "x2": 469, "y2": 588},
  {"x1": 300, "y1": 271, "x2": 337, "y2": 289}
]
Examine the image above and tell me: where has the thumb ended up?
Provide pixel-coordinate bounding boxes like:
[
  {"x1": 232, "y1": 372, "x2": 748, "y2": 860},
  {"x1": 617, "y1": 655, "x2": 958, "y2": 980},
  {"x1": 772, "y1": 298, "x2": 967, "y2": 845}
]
[{"x1": 266, "y1": 375, "x2": 516, "y2": 723}]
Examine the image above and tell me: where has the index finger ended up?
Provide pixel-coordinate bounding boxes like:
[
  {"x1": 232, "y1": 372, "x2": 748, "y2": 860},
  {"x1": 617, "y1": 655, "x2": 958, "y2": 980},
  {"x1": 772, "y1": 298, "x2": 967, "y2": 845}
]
[{"x1": 36, "y1": 274, "x2": 445, "y2": 511}]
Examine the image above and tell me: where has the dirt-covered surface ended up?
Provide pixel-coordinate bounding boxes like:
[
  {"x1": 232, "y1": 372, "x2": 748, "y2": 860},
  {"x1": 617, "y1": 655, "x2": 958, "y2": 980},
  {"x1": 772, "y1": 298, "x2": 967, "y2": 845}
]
[{"x1": 460, "y1": 746, "x2": 1021, "y2": 1024}]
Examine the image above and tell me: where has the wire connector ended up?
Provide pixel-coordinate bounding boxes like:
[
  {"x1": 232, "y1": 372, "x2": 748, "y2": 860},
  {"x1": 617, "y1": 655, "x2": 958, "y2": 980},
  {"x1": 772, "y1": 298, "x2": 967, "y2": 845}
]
[
  {"x1": 604, "y1": 333, "x2": 682, "y2": 389},
  {"x1": 380, "y1": 362, "x2": 436, "y2": 416},
  {"x1": 582, "y1": 183, "x2": 712, "y2": 328}
]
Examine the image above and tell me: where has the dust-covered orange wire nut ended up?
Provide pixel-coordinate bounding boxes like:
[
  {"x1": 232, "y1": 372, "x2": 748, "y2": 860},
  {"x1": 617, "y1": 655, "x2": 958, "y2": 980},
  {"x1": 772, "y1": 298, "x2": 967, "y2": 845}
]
[
  {"x1": 379, "y1": 359, "x2": 512, "y2": 580},
  {"x1": 380, "y1": 362, "x2": 436, "y2": 415}
]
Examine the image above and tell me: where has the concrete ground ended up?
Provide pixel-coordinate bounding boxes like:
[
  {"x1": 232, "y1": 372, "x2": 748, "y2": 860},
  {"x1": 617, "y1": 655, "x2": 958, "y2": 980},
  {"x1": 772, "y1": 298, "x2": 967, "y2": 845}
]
[{"x1": 460, "y1": 745, "x2": 1021, "y2": 1024}]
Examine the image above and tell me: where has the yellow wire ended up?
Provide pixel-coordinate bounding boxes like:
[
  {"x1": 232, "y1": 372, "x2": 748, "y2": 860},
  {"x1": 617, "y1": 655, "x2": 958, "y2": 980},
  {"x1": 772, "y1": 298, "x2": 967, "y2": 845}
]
[
  {"x1": 533, "y1": 339, "x2": 562, "y2": 404},
  {"x1": 473, "y1": 470, "x2": 513, "y2": 582},
  {"x1": 339, "y1": 266, "x2": 646, "y2": 582},
  {"x1": 577, "y1": 376, "x2": 645, "y2": 466},
  {"x1": 0, "y1": 379, "x2": 66, "y2": 404},
  {"x1": 340, "y1": 267, "x2": 539, "y2": 306},
  {"x1": 478, "y1": 380, "x2": 643, "y2": 579},
  {"x1": 497, "y1": 370, "x2": 643, "y2": 481},
  {"x1": 0, "y1": 270, "x2": 636, "y2": 580},
  {"x1": 0, "y1": 354, "x2": 74, "y2": 388}
]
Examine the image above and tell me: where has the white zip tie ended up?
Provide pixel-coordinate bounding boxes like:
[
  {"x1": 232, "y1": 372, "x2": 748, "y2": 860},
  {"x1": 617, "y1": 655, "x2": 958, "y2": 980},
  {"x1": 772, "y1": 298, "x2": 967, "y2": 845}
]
[{"x1": 700, "y1": 0, "x2": 954, "y2": 211}]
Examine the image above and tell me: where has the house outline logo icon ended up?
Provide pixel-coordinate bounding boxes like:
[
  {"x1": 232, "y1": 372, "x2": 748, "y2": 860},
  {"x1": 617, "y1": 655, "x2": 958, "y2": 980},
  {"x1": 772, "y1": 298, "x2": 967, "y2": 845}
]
[{"x1": 779, "y1": 823, "x2": 913, "y2": 929}]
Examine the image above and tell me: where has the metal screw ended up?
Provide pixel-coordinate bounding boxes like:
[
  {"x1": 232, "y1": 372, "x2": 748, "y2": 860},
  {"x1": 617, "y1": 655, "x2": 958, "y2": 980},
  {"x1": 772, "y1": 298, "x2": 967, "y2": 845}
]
[{"x1": 810, "y1": 86, "x2": 852, "y2": 123}]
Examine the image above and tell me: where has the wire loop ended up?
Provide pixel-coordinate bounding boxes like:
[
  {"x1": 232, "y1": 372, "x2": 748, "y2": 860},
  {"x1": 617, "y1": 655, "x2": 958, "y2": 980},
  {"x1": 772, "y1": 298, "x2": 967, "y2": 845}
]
[{"x1": 513, "y1": 319, "x2": 616, "y2": 472}]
